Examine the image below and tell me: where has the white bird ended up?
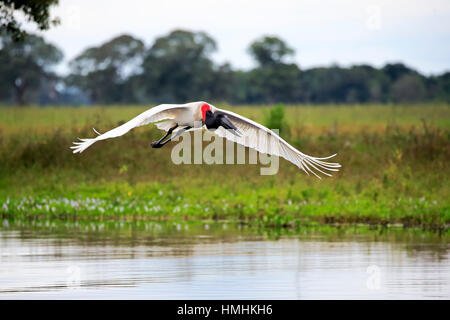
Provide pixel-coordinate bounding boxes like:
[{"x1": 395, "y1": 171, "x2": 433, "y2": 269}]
[{"x1": 71, "y1": 101, "x2": 341, "y2": 178}]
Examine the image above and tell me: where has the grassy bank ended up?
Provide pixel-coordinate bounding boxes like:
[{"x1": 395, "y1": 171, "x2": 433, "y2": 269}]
[{"x1": 0, "y1": 104, "x2": 449, "y2": 231}]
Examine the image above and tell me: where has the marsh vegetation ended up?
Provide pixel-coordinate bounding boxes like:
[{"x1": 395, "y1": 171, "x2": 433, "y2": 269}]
[{"x1": 0, "y1": 104, "x2": 448, "y2": 231}]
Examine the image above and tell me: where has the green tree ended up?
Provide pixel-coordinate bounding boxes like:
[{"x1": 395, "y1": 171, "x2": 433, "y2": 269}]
[
  {"x1": 382, "y1": 63, "x2": 415, "y2": 82},
  {"x1": 431, "y1": 72, "x2": 450, "y2": 102},
  {"x1": 0, "y1": 0, "x2": 60, "y2": 41},
  {"x1": 380, "y1": 63, "x2": 426, "y2": 102},
  {"x1": 298, "y1": 65, "x2": 391, "y2": 103},
  {"x1": 247, "y1": 36, "x2": 300, "y2": 103},
  {"x1": 67, "y1": 34, "x2": 145, "y2": 103},
  {"x1": 209, "y1": 63, "x2": 235, "y2": 103},
  {"x1": 0, "y1": 32, "x2": 63, "y2": 105},
  {"x1": 247, "y1": 64, "x2": 301, "y2": 103},
  {"x1": 248, "y1": 36, "x2": 294, "y2": 67},
  {"x1": 140, "y1": 29, "x2": 217, "y2": 103},
  {"x1": 391, "y1": 74, "x2": 426, "y2": 103}
]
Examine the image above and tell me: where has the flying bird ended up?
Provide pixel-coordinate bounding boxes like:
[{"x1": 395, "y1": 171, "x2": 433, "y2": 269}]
[{"x1": 71, "y1": 101, "x2": 341, "y2": 178}]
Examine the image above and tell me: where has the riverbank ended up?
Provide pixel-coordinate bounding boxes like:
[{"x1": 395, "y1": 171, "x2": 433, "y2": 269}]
[{"x1": 0, "y1": 181, "x2": 448, "y2": 231}]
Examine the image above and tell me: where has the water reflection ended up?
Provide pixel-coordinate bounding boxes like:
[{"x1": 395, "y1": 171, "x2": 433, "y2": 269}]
[{"x1": 0, "y1": 220, "x2": 448, "y2": 299}]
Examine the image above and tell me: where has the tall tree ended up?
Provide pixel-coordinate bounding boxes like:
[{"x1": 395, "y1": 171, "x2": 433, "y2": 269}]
[
  {"x1": 299, "y1": 65, "x2": 391, "y2": 103},
  {"x1": 382, "y1": 63, "x2": 415, "y2": 82},
  {"x1": 391, "y1": 74, "x2": 426, "y2": 103},
  {"x1": 382, "y1": 63, "x2": 426, "y2": 102},
  {"x1": 140, "y1": 29, "x2": 217, "y2": 103},
  {"x1": 431, "y1": 72, "x2": 450, "y2": 102},
  {"x1": 0, "y1": 0, "x2": 60, "y2": 41},
  {"x1": 0, "y1": 32, "x2": 63, "y2": 105},
  {"x1": 67, "y1": 34, "x2": 145, "y2": 103},
  {"x1": 248, "y1": 36, "x2": 294, "y2": 67},
  {"x1": 247, "y1": 36, "x2": 300, "y2": 103}
]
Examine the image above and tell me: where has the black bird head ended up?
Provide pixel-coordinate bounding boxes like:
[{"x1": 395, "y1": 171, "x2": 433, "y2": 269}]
[{"x1": 204, "y1": 111, "x2": 241, "y2": 136}]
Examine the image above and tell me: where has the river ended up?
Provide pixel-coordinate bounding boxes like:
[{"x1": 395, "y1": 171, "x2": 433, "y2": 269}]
[{"x1": 0, "y1": 220, "x2": 448, "y2": 299}]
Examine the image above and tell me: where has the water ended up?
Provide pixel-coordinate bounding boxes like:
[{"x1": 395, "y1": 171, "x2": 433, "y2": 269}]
[{"x1": 0, "y1": 220, "x2": 448, "y2": 299}]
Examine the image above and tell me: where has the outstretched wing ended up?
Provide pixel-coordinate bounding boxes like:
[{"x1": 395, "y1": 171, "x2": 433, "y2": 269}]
[
  {"x1": 71, "y1": 104, "x2": 185, "y2": 153},
  {"x1": 211, "y1": 107, "x2": 341, "y2": 178}
]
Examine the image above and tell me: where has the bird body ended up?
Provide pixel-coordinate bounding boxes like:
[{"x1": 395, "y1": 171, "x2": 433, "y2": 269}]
[{"x1": 71, "y1": 101, "x2": 341, "y2": 178}]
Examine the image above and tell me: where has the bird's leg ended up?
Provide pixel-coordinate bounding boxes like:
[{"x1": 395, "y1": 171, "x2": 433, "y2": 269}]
[
  {"x1": 156, "y1": 126, "x2": 193, "y2": 148},
  {"x1": 151, "y1": 125, "x2": 193, "y2": 148},
  {"x1": 151, "y1": 124, "x2": 178, "y2": 148}
]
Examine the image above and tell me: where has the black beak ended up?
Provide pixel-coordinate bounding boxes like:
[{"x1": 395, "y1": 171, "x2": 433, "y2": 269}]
[{"x1": 218, "y1": 115, "x2": 242, "y2": 137}]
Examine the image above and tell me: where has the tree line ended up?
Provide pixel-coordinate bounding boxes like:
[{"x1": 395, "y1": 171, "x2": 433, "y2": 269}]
[{"x1": 0, "y1": 29, "x2": 449, "y2": 106}]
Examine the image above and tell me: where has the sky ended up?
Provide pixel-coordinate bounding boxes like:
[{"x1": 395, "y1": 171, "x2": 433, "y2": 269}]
[{"x1": 26, "y1": 0, "x2": 450, "y2": 76}]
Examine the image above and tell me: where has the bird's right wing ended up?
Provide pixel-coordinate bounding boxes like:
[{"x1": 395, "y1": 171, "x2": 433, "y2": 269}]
[
  {"x1": 71, "y1": 104, "x2": 185, "y2": 153},
  {"x1": 212, "y1": 107, "x2": 341, "y2": 178}
]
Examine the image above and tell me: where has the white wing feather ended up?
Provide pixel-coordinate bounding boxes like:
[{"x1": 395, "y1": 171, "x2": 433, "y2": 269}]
[
  {"x1": 70, "y1": 104, "x2": 184, "y2": 153},
  {"x1": 212, "y1": 107, "x2": 341, "y2": 178}
]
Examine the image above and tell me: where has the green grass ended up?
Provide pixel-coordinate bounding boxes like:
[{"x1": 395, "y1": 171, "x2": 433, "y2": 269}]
[
  {"x1": 0, "y1": 104, "x2": 449, "y2": 231},
  {"x1": 1, "y1": 104, "x2": 448, "y2": 134}
]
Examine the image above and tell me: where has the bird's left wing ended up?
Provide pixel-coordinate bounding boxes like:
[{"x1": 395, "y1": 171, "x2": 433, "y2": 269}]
[
  {"x1": 212, "y1": 107, "x2": 341, "y2": 178},
  {"x1": 71, "y1": 104, "x2": 185, "y2": 153}
]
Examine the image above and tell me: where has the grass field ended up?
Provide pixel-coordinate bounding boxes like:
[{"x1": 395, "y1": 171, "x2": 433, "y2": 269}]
[{"x1": 1, "y1": 104, "x2": 449, "y2": 231}]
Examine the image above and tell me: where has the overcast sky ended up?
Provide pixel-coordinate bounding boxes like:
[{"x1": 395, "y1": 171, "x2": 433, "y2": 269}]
[{"x1": 27, "y1": 0, "x2": 450, "y2": 75}]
